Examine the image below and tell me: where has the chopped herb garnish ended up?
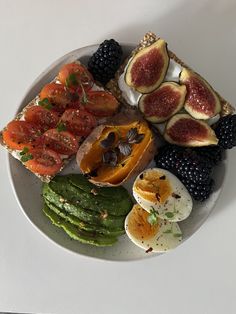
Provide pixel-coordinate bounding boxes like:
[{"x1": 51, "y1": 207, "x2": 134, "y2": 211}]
[
  {"x1": 79, "y1": 83, "x2": 89, "y2": 105},
  {"x1": 165, "y1": 212, "x2": 174, "y2": 219},
  {"x1": 20, "y1": 147, "x2": 29, "y2": 156},
  {"x1": 20, "y1": 147, "x2": 33, "y2": 162},
  {"x1": 56, "y1": 122, "x2": 67, "y2": 132},
  {"x1": 173, "y1": 233, "x2": 182, "y2": 238},
  {"x1": 163, "y1": 229, "x2": 172, "y2": 234},
  {"x1": 38, "y1": 98, "x2": 53, "y2": 110},
  {"x1": 65, "y1": 73, "x2": 78, "y2": 88},
  {"x1": 147, "y1": 208, "x2": 158, "y2": 225},
  {"x1": 21, "y1": 153, "x2": 33, "y2": 162},
  {"x1": 151, "y1": 206, "x2": 159, "y2": 215}
]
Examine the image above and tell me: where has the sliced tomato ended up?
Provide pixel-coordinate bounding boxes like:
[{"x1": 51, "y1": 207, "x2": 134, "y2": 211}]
[
  {"x1": 37, "y1": 129, "x2": 79, "y2": 155},
  {"x1": 24, "y1": 148, "x2": 62, "y2": 176},
  {"x1": 84, "y1": 91, "x2": 119, "y2": 117},
  {"x1": 2, "y1": 120, "x2": 41, "y2": 150},
  {"x1": 58, "y1": 63, "x2": 93, "y2": 92},
  {"x1": 39, "y1": 83, "x2": 73, "y2": 112},
  {"x1": 24, "y1": 106, "x2": 59, "y2": 132},
  {"x1": 66, "y1": 100, "x2": 82, "y2": 110},
  {"x1": 60, "y1": 108, "x2": 97, "y2": 137}
]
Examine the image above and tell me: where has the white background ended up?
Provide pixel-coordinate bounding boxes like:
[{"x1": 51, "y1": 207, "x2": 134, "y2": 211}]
[{"x1": 1, "y1": 0, "x2": 236, "y2": 313}]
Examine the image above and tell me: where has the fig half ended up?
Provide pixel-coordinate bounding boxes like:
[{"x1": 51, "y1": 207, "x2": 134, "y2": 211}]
[
  {"x1": 125, "y1": 39, "x2": 169, "y2": 93},
  {"x1": 139, "y1": 82, "x2": 186, "y2": 123},
  {"x1": 180, "y1": 68, "x2": 221, "y2": 120},
  {"x1": 164, "y1": 113, "x2": 218, "y2": 147}
]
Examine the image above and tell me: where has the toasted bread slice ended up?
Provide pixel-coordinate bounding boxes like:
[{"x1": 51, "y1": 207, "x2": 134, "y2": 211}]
[{"x1": 106, "y1": 31, "x2": 235, "y2": 117}]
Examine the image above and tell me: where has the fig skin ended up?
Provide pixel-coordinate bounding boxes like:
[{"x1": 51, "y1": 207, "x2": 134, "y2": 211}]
[
  {"x1": 180, "y1": 68, "x2": 221, "y2": 120},
  {"x1": 125, "y1": 39, "x2": 169, "y2": 94},
  {"x1": 164, "y1": 113, "x2": 219, "y2": 147},
  {"x1": 139, "y1": 82, "x2": 186, "y2": 123}
]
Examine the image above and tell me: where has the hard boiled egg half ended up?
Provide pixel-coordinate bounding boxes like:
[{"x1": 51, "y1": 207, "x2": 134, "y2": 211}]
[
  {"x1": 125, "y1": 204, "x2": 182, "y2": 252},
  {"x1": 133, "y1": 168, "x2": 193, "y2": 222}
]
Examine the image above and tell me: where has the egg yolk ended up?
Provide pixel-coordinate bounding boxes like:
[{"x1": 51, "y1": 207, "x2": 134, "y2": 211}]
[
  {"x1": 134, "y1": 170, "x2": 172, "y2": 203},
  {"x1": 128, "y1": 204, "x2": 159, "y2": 240}
]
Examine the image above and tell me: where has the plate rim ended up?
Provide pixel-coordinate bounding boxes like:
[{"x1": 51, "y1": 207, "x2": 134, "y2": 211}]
[{"x1": 6, "y1": 43, "x2": 228, "y2": 262}]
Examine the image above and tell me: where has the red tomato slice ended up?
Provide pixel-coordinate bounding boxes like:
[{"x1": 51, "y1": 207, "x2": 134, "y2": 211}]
[
  {"x1": 2, "y1": 120, "x2": 41, "y2": 150},
  {"x1": 24, "y1": 106, "x2": 59, "y2": 132},
  {"x1": 38, "y1": 129, "x2": 79, "y2": 156},
  {"x1": 40, "y1": 83, "x2": 73, "y2": 112},
  {"x1": 58, "y1": 63, "x2": 93, "y2": 92},
  {"x1": 24, "y1": 148, "x2": 62, "y2": 176},
  {"x1": 66, "y1": 100, "x2": 82, "y2": 110},
  {"x1": 84, "y1": 91, "x2": 119, "y2": 117},
  {"x1": 60, "y1": 108, "x2": 97, "y2": 136}
]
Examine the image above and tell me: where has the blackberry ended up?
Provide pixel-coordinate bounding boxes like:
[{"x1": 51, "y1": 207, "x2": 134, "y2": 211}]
[
  {"x1": 181, "y1": 178, "x2": 214, "y2": 202},
  {"x1": 88, "y1": 39, "x2": 123, "y2": 85},
  {"x1": 214, "y1": 114, "x2": 236, "y2": 149},
  {"x1": 154, "y1": 145, "x2": 183, "y2": 170},
  {"x1": 193, "y1": 145, "x2": 223, "y2": 166},
  {"x1": 155, "y1": 145, "x2": 212, "y2": 183}
]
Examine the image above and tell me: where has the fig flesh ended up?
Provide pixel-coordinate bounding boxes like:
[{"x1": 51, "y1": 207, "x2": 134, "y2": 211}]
[
  {"x1": 139, "y1": 82, "x2": 186, "y2": 123},
  {"x1": 164, "y1": 113, "x2": 218, "y2": 147},
  {"x1": 125, "y1": 39, "x2": 169, "y2": 93},
  {"x1": 180, "y1": 68, "x2": 221, "y2": 119}
]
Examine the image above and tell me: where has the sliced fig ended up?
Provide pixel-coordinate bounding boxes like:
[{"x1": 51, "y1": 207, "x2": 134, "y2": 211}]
[
  {"x1": 125, "y1": 39, "x2": 169, "y2": 93},
  {"x1": 164, "y1": 113, "x2": 218, "y2": 147},
  {"x1": 180, "y1": 68, "x2": 221, "y2": 120},
  {"x1": 139, "y1": 82, "x2": 186, "y2": 123}
]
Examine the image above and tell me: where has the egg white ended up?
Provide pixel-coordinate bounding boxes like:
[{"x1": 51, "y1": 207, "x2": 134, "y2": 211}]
[
  {"x1": 133, "y1": 168, "x2": 193, "y2": 222},
  {"x1": 125, "y1": 209, "x2": 182, "y2": 253}
]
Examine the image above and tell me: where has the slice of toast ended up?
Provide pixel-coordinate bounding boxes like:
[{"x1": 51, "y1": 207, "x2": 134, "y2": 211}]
[
  {"x1": 0, "y1": 93, "x2": 74, "y2": 183},
  {"x1": 106, "y1": 31, "x2": 235, "y2": 117},
  {"x1": 0, "y1": 62, "x2": 95, "y2": 183},
  {"x1": 0, "y1": 60, "x2": 114, "y2": 183}
]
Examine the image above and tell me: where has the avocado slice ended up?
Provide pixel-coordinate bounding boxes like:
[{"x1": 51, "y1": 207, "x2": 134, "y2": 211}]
[
  {"x1": 45, "y1": 199, "x2": 125, "y2": 237},
  {"x1": 43, "y1": 204, "x2": 117, "y2": 246},
  {"x1": 68, "y1": 174, "x2": 131, "y2": 200},
  {"x1": 43, "y1": 183, "x2": 125, "y2": 229},
  {"x1": 50, "y1": 176, "x2": 133, "y2": 216}
]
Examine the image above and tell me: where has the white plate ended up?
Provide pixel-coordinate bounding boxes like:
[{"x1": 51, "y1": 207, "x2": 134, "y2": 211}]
[{"x1": 8, "y1": 44, "x2": 226, "y2": 261}]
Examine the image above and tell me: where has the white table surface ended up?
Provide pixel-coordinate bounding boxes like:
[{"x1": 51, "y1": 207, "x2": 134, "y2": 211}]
[{"x1": 1, "y1": 0, "x2": 236, "y2": 313}]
